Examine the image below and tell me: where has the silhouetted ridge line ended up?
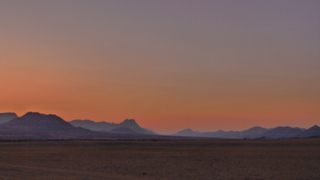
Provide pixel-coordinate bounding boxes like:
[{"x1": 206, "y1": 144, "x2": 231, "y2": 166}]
[
  {"x1": 0, "y1": 112, "x2": 18, "y2": 124},
  {"x1": 0, "y1": 111, "x2": 319, "y2": 140},
  {"x1": 0, "y1": 112, "x2": 103, "y2": 140},
  {"x1": 3, "y1": 112, "x2": 74, "y2": 131},
  {"x1": 70, "y1": 119, "x2": 155, "y2": 135},
  {"x1": 299, "y1": 125, "x2": 320, "y2": 138},
  {"x1": 173, "y1": 125, "x2": 320, "y2": 139}
]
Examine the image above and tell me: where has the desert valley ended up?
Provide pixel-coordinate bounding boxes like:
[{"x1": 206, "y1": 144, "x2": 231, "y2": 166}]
[
  {"x1": 2, "y1": 1, "x2": 320, "y2": 179},
  {"x1": 1, "y1": 112, "x2": 319, "y2": 140},
  {"x1": 0, "y1": 112, "x2": 319, "y2": 180}
]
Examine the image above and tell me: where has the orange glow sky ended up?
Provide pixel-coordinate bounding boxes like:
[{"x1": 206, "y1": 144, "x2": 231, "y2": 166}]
[{"x1": 1, "y1": 1, "x2": 320, "y2": 133}]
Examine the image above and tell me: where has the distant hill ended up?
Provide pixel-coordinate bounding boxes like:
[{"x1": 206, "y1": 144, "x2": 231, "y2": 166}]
[
  {"x1": 260, "y1": 126, "x2": 304, "y2": 138},
  {"x1": 174, "y1": 129, "x2": 242, "y2": 139},
  {"x1": 70, "y1": 119, "x2": 155, "y2": 135},
  {"x1": 69, "y1": 120, "x2": 115, "y2": 131},
  {"x1": 117, "y1": 119, "x2": 155, "y2": 134},
  {"x1": 0, "y1": 112, "x2": 18, "y2": 124},
  {"x1": 0, "y1": 112, "x2": 100, "y2": 139},
  {"x1": 173, "y1": 125, "x2": 318, "y2": 139},
  {"x1": 0, "y1": 112, "x2": 184, "y2": 140},
  {"x1": 239, "y1": 126, "x2": 268, "y2": 139},
  {"x1": 174, "y1": 128, "x2": 201, "y2": 137},
  {"x1": 298, "y1": 125, "x2": 320, "y2": 138},
  {"x1": 2, "y1": 112, "x2": 75, "y2": 131},
  {"x1": 1, "y1": 112, "x2": 319, "y2": 140}
]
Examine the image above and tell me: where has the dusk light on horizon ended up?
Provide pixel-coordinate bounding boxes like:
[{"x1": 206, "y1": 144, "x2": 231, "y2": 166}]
[{"x1": 1, "y1": 0, "x2": 320, "y2": 134}]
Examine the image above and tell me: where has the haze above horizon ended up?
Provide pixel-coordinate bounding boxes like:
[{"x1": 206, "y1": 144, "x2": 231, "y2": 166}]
[{"x1": 1, "y1": 1, "x2": 319, "y2": 134}]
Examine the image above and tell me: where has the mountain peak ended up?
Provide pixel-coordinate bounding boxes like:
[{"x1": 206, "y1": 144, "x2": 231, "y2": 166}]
[
  {"x1": 174, "y1": 128, "x2": 200, "y2": 137},
  {"x1": 24, "y1": 112, "x2": 41, "y2": 116},
  {"x1": 247, "y1": 126, "x2": 265, "y2": 130},
  {"x1": 0, "y1": 112, "x2": 17, "y2": 116},
  {"x1": 298, "y1": 125, "x2": 320, "y2": 138},
  {"x1": 70, "y1": 119, "x2": 154, "y2": 135},
  {"x1": 123, "y1": 119, "x2": 136, "y2": 122},
  {"x1": 0, "y1": 112, "x2": 18, "y2": 124},
  {"x1": 309, "y1": 125, "x2": 320, "y2": 129},
  {"x1": 305, "y1": 125, "x2": 320, "y2": 132},
  {"x1": 3, "y1": 112, "x2": 73, "y2": 131},
  {"x1": 179, "y1": 128, "x2": 194, "y2": 133},
  {"x1": 119, "y1": 119, "x2": 138, "y2": 126},
  {"x1": 23, "y1": 112, "x2": 58, "y2": 117}
]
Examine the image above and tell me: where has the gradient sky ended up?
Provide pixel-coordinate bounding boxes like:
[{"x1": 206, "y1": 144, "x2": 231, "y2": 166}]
[{"x1": 1, "y1": 0, "x2": 320, "y2": 133}]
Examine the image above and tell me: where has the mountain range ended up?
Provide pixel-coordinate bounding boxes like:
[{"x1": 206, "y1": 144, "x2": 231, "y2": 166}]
[
  {"x1": 0, "y1": 112, "x2": 167, "y2": 140},
  {"x1": 173, "y1": 126, "x2": 319, "y2": 139},
  {"x1": 0, "y1": 112, "x2": 18, "y2": 124},
  {"x1": 0, "y1": 112, "x2": 319, "y2": 140},
  {"x1": 0, "y1": 112, "x2": 102, "y2": 139},
  {"x1": 69, "y1": 119, "x2": 155, "y2": 135}
]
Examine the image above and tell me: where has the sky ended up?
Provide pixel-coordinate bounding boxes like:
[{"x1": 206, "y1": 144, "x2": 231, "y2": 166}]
[{"x1": 1, "y1": 0, "x2": 320, "y2": 134}]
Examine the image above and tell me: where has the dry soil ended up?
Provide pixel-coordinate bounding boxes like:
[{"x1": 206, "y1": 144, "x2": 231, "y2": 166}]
[{"x1": 0, "y1": 139, "x2": 319, "y2": 180}]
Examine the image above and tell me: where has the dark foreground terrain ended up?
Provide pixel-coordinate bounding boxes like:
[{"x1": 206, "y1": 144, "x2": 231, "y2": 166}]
[{"x1": 0, "y1": 139, "x2": 319, "y2": 180}]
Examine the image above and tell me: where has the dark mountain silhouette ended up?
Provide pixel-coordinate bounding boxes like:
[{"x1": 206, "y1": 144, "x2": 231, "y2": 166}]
[
  {"x1": 0, "y1": 112, "x2": 18, "y2": 124},
  {"x1": 70, "y1": 119, "x2": 154, "y2": 135},
  {"x1": 2, "y1": 112, "x2": 74, "y2": 131},
  {"x1": 174, "y1": 128, "x2": 201, "y2": 137},
  {"x1": 0, "y1": 111, "x2": 318, "y2": 140},
  {"x1": 260, "y1": 126, "x2": 304, "y2": 138},
  {"x1": 117, "y1": 119, "x2": 154, "y2": 134},
  {"x1": 239, "y1": 126, "x2": 268, "y2": 139},
  {"x1": 298, "y1": 125, "x2": 320, "y2": 138},
  {"x1": 173, "y1": 129, "x2": 238, "y2": 138},
  {"x1": 69, "y1": 120, "x2": 116, "y2": 131},
  {"x1": 0, "y1": 112, "x2": 100, "y2": 139},
  {"x1": 0, "y1": 112, "x2": 194, "y2": 140},
  {"x1": 174, "y1": 129, "x2": 242, "y2": 139},
  {"x1": 173, "y1": 126, "x2": 316, "y2": 139}
]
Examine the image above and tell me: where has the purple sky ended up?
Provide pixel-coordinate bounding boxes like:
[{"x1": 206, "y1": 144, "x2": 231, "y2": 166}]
[{"x1": 1, "y1": 1, "x2": 320, "y2": 133}]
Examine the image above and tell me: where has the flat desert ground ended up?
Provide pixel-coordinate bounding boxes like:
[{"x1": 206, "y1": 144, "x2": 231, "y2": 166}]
[{"x1": 0, "y1": 139, "x2": 319, "y2": 180}]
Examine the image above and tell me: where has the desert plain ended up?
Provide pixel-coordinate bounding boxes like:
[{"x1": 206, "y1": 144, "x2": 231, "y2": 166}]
[{"x1": 0, "y1": 139, "x2": 319, "y2": 180}]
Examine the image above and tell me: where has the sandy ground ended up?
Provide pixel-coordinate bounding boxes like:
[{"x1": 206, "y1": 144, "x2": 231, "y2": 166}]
[{"x1": 0, "y1": 139, "x2": 319, "y2": 180}]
